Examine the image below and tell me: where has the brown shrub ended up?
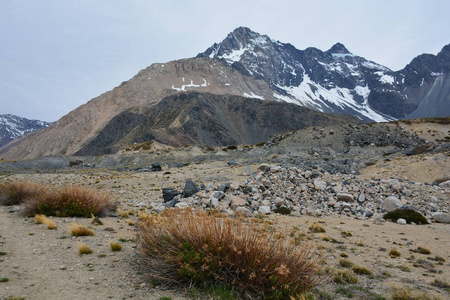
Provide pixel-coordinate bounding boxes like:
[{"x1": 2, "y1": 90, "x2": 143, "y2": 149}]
[
  {"x1": 0, "y1": 180, "x2": 48, "y2": 206},
  {"x1": 137, "y1": 209, "x2": 323, "y2": 299},
  {"x1": 21, "y1": 184, "x2": 116, "y2": 217}
]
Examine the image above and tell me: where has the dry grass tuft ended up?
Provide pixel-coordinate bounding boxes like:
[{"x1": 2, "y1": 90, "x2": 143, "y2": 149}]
[
  {"x1": 69, "y1": 222, "x2": 95, "y2": 236},
  {"x1": 389, "y1": 248, "x2": 401, "y2": 258},
  {"x1": 352, "y1": 265, "x2": 373, "y2": 276},
  {"x1": 43, "y1": 218, "x2": 57, "y2": 230},
  {"x1": 391, "y1": 285, "x2": 444, "y2": 300},
  {"x1": 78, "y1": 243, "x2": 93, "y2": 255},
  {"x1": 137, "y1": 209, "x2": 323, "y2": 299},
  {"x1": 34, "y1": 214, "x2": 46, "y2": 224},
  {"x1": 22, "y1": 185, "x2": 116, "y2": 217},
  {"x1": 0, "y1": 180, "x2": 47, "y2": 206},
  {"x1": 110, "y1": 242, "x2": 123, "y2": 252},
  {"x1": 333, "y1": 270, "x2": 358, "y2": 285},
  {"x1": 309, "y1": 223, "x2": 326, "y2": 233}
]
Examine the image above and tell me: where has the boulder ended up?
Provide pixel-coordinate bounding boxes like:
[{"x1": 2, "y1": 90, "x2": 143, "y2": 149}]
[
  {"x1": 151, "y1": 163, "x2": 162, "y2": 171},
  {"x1": 183, "y1": 179, "x2": 199, "y2": 198},
  {"x1": 432, "y1": 212, "x2": 450, "y2": 223},
  {"x1": 384, "y1": 196, "x2": 402, "y2": 212},
  {"x1": 162, "y1": 188, "x2": 181, "y2": 203}
]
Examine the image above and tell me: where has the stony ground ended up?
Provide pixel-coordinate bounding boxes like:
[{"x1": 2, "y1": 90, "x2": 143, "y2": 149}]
[
  {"x1": 0, "y1": 159, "x2": 448, "y2": 300},
  {"x1": 0, "y1": 120, "x2": 449, "y2": 299}
]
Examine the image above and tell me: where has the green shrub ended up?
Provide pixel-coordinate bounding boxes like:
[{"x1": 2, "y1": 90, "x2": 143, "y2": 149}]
[
  {"x1": 273, "y1": 207, "x2": 291, "y2": 215},
  {"x1": 137, "y1": 209, "x2": 323, "y2": 299},
  {"x1": 383, "y1": 209, "x2": 428, "y2": 225},
  {"x1": 226, "y1": 145, "x2": 238, "y2": 150}
]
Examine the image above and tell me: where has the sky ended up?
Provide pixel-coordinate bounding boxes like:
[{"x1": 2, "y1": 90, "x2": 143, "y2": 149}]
[{"x1": 1, "y1": 0, "x2": 449, "y2": 122}]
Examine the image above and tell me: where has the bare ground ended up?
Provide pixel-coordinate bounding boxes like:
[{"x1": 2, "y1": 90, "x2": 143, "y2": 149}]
[{"x1": 0, "y1": 160, "x2": 449, "y2": 300}]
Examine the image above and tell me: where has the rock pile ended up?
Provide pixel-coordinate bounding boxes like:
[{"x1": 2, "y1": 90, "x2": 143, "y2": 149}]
[{"x1": 157, "y1": 164, "x2": 450, "y2": 223}]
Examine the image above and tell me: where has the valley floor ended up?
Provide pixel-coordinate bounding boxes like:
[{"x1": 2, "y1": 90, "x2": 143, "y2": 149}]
[{"x1": 0, "y1": 159, "x2": 449, "y2": 300}]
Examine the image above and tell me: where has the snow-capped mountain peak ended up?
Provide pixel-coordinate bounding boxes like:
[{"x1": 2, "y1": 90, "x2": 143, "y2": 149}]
[
  {"x1": 0, "y1": 114, "x2": 52, "y2": 148},
  {"x1": 199, "y1": 27, "x2": 399, "y2": 122}
]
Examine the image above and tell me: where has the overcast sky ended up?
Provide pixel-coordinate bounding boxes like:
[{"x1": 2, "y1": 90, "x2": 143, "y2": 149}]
[{"x1": 1, "y1": 0, "x2": 449, "y2": 122}]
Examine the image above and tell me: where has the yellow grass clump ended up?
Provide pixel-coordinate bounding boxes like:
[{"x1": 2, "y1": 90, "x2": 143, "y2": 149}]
[
  {"x1": 137, "y1": 209, "x2": 323, "y2": 299},
  {"x1": 43, "y1": 218, "x2": 57, "y2": 230},
  {"x1": 69, "y1": 222, "x2": 95, "y2": 236},
  {"x1": 34, "y1": 214, "x2": 47, "y2": 224},
  {"x1": 110, "y1": 242, "x2": 123, "y2": 252},
  {"x1": 78, "y1": 243, "x2": 93, "y2": 255}
]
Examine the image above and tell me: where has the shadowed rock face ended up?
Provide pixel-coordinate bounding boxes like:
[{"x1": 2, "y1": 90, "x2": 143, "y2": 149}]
[{"x1": 73, "y1": 92, "x2": 360, "y2": 156}]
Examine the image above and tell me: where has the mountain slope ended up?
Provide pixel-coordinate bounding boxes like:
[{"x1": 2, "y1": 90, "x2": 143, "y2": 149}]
[
  {"x1": 198, "y1": 27, "x2": 449, "y2": 120},
  {"x1": 0, "y1": 114, "x2": 51, "y2": 148},
  {"x1": 73, "y1": 92, "x2": 360, "y2": 156}
]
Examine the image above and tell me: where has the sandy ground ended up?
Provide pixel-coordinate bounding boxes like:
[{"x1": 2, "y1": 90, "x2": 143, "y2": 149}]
[{"x1": 1, "y1": 161, "x2": 449, "y2": 299}]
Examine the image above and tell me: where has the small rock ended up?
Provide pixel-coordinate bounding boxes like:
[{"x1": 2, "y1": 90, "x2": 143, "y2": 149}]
[
  {"x1": 230, "y1": 196, "x2": 246, "y2": 207},
  {"x1": 397, "y1": 218, "x2": 407, "y2": 225},
  {"x1": 337, "y1": 193, "x2": 354, "y2": 202},
  {"x1": 258, "y1": 206, "x2": 271, "y2": 214}
]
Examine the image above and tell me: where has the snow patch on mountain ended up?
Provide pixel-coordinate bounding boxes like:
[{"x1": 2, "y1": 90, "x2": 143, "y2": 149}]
[{"x1": 172, "y1": 78, "x2": 209, "y2": 91}]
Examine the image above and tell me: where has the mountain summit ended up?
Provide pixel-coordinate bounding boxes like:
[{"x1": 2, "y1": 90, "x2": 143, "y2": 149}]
[{"x1": 199, "y1": 27, "x2": 449, "y2": 121}]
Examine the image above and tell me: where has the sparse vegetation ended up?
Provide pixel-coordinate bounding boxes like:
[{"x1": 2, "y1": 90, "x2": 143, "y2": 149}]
[
  {"x1": 43, "y1": 218, "x2": 57, "y2": 230},
  {"x1": 69, "y1": 222, "x2": 95, "y2": 236},
  {"x1": 339, "y1": 259, "x2": 354, "y2": 268},
  {"x1": 333, "y1": 270, "x2": 358, "y2": 284},
  {"x1": 110, "y1": 242, "x2": 122, "y2": 252},
  {"x1": 22, "y1": 184, "x2": 116, "y2": 217},
  {"x1": 137, "y1": 209, "x2": 323, "y2": 299},
  {"x1": 389, "y1": 248, "x2": 401, "y2": 258},
  {"x1": 34, "y1": 214, "x2": 46, "y2": 224},
  {"x1": 383, "y1": 209, "x2": 428, "y2": 224},
  {"x1": 78, "y1": 243, "x2": 93, "y2": 255},
  {"x1": 411, "y1": 246, "x2": 431, "y2": 255},
  {"x1": 309, "y1": 223, "x2": 326, "y2": 233},
  {"x1": 0, "y1": 180, "x2": 46, "y2": 206},
  {"x1": 352, "y1": 266, "x2": 373, "y2": 275},
  {"x1": 0, "y1": 277, "x2": 9, "y2": 282},
  {"x1": 391, "y1": 285, "x2": 444, "y2": 300},
  {"x1": 0, "y1": 180, "x2": 116, "y2": 217}
]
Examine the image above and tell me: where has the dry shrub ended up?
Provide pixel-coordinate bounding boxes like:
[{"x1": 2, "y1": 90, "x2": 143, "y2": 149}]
[
  {"x1": 21, "y1": 184, "x2": 116, "y2": 217},
  {"x1": 137, "y1": 209, "x2": 323, "y2": 299},
  {"x1": 110, "y1": 242, "x2": 123, "y2": 252},
  {"x1": 34, "y1": 214, "x2": 46, "y2": 224},
  {"x1": 0, "y1": 180, "x2": 48, "y2": 206},
  {"x1": 69, "y1": 222, "x2": 95, "y2": 236},
  {"x1": 309, "y1": 223, "x2": 326, "y2": 233},
  {"x1": 78, "y1": 243, "x2": 93, "y2": 255},
  {"x1": 43, "y1": 218, "x2": 57, "y2": 230},
  {"x1": 391, "y1": 285, "x2": 444, "y2": 300}
]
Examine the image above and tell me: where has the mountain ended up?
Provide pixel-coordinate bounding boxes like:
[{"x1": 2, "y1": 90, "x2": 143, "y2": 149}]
[
  {"x1": 0, "y1": 114, "x2": 51, "y2": 148},
  {"x1": 198, "y1": 27, "x2": 450, "y2": 120},
  {"x1": 0, "y1": 27, "x2": 448, "y2": 160},
  {"x1": 73, "y1": 92, "x2": 358, "y2": 156}
]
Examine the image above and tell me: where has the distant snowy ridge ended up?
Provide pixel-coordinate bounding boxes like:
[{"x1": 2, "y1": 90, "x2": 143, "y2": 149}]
[{"x1": 0, "y1": 114, "x2": 52, "y2": 148}]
